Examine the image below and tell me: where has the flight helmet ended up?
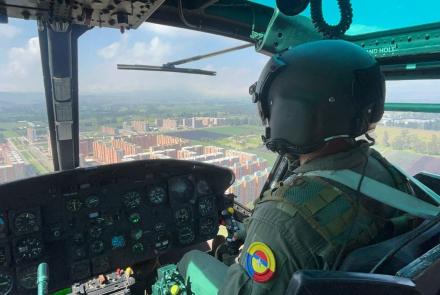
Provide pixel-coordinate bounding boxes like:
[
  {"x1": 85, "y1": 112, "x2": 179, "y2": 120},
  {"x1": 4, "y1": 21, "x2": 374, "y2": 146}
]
[{"x1": 250, "y1": 40, "x2": 385, "y2": 155}]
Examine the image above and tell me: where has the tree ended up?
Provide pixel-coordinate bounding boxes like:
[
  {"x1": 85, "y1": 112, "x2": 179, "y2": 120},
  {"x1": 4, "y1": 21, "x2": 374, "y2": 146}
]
[
  {"x1": 392, "y1": 136, "x2": 405, "y2": 150},
  {"x1": 383, "y1": 131, "x2": 389, "y2": 146},
  {"x1": 427, "y1": 135, "x2": 439, "y2": 155},
  {"x1": 413, "y1": 139, "x2": 427, "y2": 154}
]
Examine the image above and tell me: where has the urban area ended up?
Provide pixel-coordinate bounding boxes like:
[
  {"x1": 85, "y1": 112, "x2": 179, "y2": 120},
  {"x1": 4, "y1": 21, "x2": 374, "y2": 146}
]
[{"x1": 1, "y1": 96, "x2": 440, "y2": 205}]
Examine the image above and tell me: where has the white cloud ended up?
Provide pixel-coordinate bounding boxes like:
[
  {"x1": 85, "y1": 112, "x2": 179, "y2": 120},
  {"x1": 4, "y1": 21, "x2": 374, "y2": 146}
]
[
  {"x1": 346, "y1": 24, "x2": 385, "y2": 35},
  {"x1": 0, "y1": 24, "x2": 23, "y2": 39},
  {"x1": 97, "y1": 42, "x2": 120, "y2": 59},
  {"x1": 140, "y1": 23, "x2": 205, "y2": 38},
  {"x1": 0, "y1": 37, "x2": 43, "y2": 92}
]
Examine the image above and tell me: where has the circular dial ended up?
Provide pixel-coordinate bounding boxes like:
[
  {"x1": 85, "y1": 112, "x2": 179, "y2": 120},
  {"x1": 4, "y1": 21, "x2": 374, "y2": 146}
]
[
  {"x1": 18, "y1": 265, "x2": 37, "y2": 290},
  {"x1": 16, "y1": 237, "x2": 43, "y2": 260},
  {"x1": 0, "y1": 274, "x2": 13, "y2": 295},
  {"x1": 200, "y1": 217, "x2": 217, "y2": 236},
  {"x1": 73, "y1": 247, "x2": 86, "y2": 259},
  {"x1": 73, "y1": 233, "x2": 84, "y2": 245},
  {"x1": 132, "y1": 243, "x2": 144, "y2": 254},
  {"x1": 67, "y1": 199, "x2": 83, "y2": 212},
  {"x1": 153, "y1": 234, "x2": 170, "y2": 251},
  {"x1": 123, "y1": 192, "x2": 141, "y2": 208},
  {"x1": 0, "y1": 248, "x2": 6, "y2": 265},
  {"x1": 89, "y1": 226, "x2": 103, "y2": 238},
  {"x1": 170, "y1": 178, "x2": 194, "y2": 199},
  {"x1": 85, "y1": 195, "x2": 99, "y2": 208},
  {"x1": 111, "y1": 235, "x2": 126, "y2": 249},
  {"x1": 90, "y1": 240, "x2": 104, "y2": 253},
  {"x1": 155, "y1": 223, "x2": 166, "y2": 232},
  {"x1": 14, "y1": 213, "x2": 38, "y2": 233},
  {"x1": 130, "y1": 229, "x2": 143, "y2": 241},
  {"x1": 128, "y1": 213, "x2": 140, "y2": 223},
  {"x1": 198, "y1": 198, "x2": 214, "y2": 216},
  {"x1": 178, "y1": 227, "x2": 195, "y2": 245},
  {"x1": 196, "y1": 180, "x2": 211, "y2": 196},
  {"x1": 174, "y1": 208, "x2": 191, "y2": 225},
  {"x1": 148, "y1": 187, "x2": 166, "y2": 204}
]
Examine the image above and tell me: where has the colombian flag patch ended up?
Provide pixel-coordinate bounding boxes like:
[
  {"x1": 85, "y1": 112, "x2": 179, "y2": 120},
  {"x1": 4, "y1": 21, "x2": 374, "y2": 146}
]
[{"x1": 245, "y1": 242, "x2": 276, "y2": 282}]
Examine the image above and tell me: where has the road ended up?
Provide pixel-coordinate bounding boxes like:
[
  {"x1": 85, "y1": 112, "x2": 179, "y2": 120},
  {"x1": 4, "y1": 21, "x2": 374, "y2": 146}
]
[{"x1": 7, "y1": 137, "x2": 53, "y2": 173}]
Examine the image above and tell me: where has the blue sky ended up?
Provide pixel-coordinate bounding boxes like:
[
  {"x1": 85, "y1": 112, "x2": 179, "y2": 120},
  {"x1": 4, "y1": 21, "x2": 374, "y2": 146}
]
[{"x1": 0, "y1": 1, "x2": 439, "y2": 102}]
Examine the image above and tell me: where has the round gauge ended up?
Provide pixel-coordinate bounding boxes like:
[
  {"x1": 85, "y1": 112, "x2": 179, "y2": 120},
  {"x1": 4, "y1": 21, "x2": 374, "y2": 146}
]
[
  {"x1": 73, "y1": 247, "x2": 86, "y2": 259},
  {"x1": 148, "y1": 187, "x2": 167, "y2": 204},
  {"x1": 0, "y1": 248, "x2": 6, "y2": 265},
  {"x1": 198, "y1": 198, "x2": 214, "y2": 216},
  {"x1": 67, "y1": 199, "x2": 83, "y2": 212},
  {"x1": 169, "y1": 178, "x2": 194, "y2": 199},
  {"x1": 132, "y1": 243, "x2": 144, "y2": 254},
  {"x1": 16, "y1": 237, "x2": 43, "y2": 260},
  {"x1": 200, "y1": 217, "x2": 217, "y2": 236},
  {"x1": 85, "y1": 195, "x2": 99, "y2": 208},
  {"x1": 73, "y1": 233, "x2": 84, "y2": 245},
  {"x1": 18, "y1": 265, "x2": 37, "y2": 290},
  {"x1": 153, "y1": 234, "x2": 170, "y2": 251},
  {"x1": 71, "y1": 261, "x2": 90, "y2": 281},
  {"x1": 174, "y1": 208, "x2": 191, "y2": 224},
  {"x1": 89, "y1": 226, "x2": 102, "y2": 238},
  {"x1": 0, "y1": 217, "x2": 5, "y2": 233},
  {"x1": 111, "y1": 235, "x2": 126, "y2": 249},
  {"x1": 155, "y1": 223, "x2": 166, "y2": 232},
  {"x1": 123, "y1": 192, "x2": 141, "y2": 208},
  {"x1": 128, "y1": 213, "x2": 140, "y2": 223},
  {"x1": 178, "y1": 227, "x2": 195, "y2": 245},
  {"x1": 14, "y1": 213, "x2": 38, "y2": 233},
  {"x1": 90, "y1": 240, "x2": 104, "y2": 253},
  {"x1": 0, "y1": 273, "x2": 13, "y2": 295},
  {"x1": 197, "y1": 180, "x2": 211, "y2": 196},
  {"x1": 130, "y1": 229, "x2": 143, "y2": 241}
]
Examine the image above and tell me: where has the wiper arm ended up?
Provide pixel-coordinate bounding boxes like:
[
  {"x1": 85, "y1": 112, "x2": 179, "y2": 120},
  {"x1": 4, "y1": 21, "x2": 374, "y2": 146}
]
[
  {"x1": 117, "y1": 43, "x2": 253, "y2": 76},
  {"x1": 117, "y1": 64, "x2": 216, "y2": 76}
]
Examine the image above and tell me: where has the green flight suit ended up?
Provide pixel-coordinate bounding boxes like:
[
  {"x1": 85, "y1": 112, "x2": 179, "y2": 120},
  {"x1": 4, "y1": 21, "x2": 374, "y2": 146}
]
[{"x1": 178, "y1": 143, "x2": 414, "y2": 295}]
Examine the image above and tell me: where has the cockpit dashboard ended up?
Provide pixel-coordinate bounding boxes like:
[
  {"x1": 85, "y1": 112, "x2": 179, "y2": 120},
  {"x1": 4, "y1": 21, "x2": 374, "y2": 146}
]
[{"x1": 0, "y1": 159, "x2": 234, "y2": 294}]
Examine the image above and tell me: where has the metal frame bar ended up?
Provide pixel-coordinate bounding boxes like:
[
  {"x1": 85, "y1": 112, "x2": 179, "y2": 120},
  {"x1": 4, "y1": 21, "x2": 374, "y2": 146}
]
[{"x1": 385, "y1": 103, "x2": 440, "y2": 113}]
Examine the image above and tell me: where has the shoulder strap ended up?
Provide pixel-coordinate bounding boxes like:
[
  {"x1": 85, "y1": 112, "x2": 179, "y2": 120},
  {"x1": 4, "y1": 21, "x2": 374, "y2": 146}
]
[{"x1": 303, "y1": 170, "x2": 440, "y2": 220}]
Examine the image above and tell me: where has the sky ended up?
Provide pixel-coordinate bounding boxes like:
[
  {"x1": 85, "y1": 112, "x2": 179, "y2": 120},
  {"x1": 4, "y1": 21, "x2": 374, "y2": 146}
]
[{"x1": 0, "y1": 1, "x2": 439, "y2": 102}]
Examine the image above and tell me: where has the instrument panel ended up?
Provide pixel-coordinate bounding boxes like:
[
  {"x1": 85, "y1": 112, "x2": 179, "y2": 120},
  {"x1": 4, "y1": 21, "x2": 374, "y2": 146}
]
[{"x1": 0, "y1": 159, "x2": 234, "y2": 294}]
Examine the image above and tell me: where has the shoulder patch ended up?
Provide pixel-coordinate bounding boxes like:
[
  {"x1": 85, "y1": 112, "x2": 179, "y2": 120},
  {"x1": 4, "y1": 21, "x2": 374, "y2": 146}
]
[{"x1": 246, "y1": 242, "x2": 276, "y2": 283}]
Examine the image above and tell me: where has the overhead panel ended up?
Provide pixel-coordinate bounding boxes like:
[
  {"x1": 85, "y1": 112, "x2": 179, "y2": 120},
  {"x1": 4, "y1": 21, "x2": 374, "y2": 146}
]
[{"x1": 0, "y1": 0, "x2": 165, "y2": 30}]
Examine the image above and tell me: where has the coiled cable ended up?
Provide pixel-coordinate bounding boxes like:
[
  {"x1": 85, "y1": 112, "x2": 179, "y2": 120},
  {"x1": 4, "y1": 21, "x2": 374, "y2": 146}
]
[{"x1": 310, "y1": 0, "x2": 353, "y2": 38}]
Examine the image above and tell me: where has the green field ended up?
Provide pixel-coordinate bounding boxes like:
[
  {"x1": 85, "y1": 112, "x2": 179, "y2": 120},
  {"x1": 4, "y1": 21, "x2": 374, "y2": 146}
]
[
  {"x1": 374, "y1": 126, "x2": 440, "y2": 146},
  {"x1": 1, "y1": 131, "x2": 20, "y2": 138},
  {"x1": 207, "y1": 125, "x2": 264, "y2": 136}
]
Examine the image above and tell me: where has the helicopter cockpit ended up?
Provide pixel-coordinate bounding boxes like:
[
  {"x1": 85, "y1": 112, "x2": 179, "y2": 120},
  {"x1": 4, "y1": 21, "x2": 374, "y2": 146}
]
[{"x1": 1, "y1": 0, "x2": 440, "y2": 294}]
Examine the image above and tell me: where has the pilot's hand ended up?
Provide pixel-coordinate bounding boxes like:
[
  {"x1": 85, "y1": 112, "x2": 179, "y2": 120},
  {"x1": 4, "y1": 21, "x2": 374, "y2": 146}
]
[{"x1": 233, "y1": 221, "x2": 246, "y2": 241}]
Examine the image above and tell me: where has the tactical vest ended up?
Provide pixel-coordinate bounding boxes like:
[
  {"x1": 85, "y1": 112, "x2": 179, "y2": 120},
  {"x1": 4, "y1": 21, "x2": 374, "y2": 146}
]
[{"x1": 254, "y1": 149, "x2": 416, "y2": 265}]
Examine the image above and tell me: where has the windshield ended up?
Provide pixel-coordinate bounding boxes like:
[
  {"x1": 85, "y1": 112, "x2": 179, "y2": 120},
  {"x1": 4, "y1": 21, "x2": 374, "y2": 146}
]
[
  {"x1": 249, "y1": 0, "x2": 440, "y2": 35},
  {"x1": 1, "y1": 15, "x2": 440, "y2": 203}
]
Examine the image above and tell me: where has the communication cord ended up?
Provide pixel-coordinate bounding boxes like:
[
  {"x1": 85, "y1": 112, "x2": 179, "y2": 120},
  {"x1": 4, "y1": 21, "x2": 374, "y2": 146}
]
[{"x1": 310, "y1": 0, "x2": 353, "y2": 38}]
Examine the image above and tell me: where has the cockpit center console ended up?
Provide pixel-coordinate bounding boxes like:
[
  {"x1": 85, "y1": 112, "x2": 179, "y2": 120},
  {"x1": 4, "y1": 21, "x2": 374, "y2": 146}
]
[{"x1": 0, "y1": 159, "x2": 234, "y2": 294}]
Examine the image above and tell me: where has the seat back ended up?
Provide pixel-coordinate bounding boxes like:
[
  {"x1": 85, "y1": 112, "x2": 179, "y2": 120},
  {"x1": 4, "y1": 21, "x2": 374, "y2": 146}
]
[
  {"x1": 340, "y1": 171, "x2": 440, "y2": 274},
  {"x1": 285, "y1": 270, "x2": 420, "y2": 295}
]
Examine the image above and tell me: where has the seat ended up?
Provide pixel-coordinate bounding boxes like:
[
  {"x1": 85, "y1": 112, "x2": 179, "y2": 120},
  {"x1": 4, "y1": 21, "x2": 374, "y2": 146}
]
[{"x1": 285, "y1": 270, "x2": 420, "y2": 295}]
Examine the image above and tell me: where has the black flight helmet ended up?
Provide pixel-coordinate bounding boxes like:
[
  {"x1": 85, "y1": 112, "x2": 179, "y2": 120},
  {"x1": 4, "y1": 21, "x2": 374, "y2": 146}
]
[{"x1": 250, "y1": 40, "x2": 385, "y2": 155}]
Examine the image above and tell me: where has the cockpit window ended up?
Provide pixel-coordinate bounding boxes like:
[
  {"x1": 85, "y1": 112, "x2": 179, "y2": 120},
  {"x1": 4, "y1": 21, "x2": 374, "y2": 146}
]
[{"x1": 249, "y1": 0, "x2": 440, "y2": 35}]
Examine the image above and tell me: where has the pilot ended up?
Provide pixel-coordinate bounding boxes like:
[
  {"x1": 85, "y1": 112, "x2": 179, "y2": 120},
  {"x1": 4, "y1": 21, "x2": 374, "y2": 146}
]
[{"x1": 177, "y1": 40, "x2": 416, "y2": 294}]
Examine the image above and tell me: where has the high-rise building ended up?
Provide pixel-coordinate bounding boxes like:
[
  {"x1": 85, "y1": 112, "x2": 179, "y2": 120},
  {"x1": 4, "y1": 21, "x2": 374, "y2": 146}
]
[
  {"x1": 101, "y1": 126, "x2": 119, "y2": 135},
  {"x1": 79, "y1": 140, "x2": 89, "y2": 156},
  {"x1": 93, "y1": 141, "x2": 124, "y2": 164},
  {"x1": 131, "y1": 121, "x2": 149, "y2": 133},
  {"x1": 155, "y1": 119, "x2": 164, "y2": 127},
  {"x1": 27, "y1": 127, "x2": 37, "y2": 142}
]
